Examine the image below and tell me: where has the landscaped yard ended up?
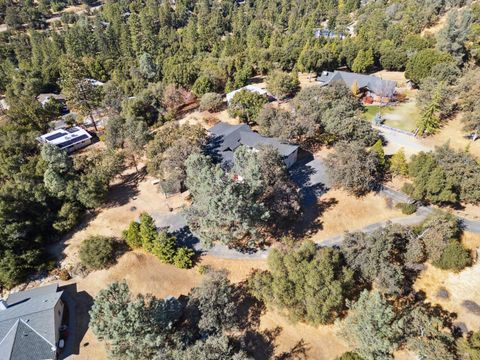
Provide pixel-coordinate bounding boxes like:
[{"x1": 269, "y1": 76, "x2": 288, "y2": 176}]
[{"x1": 364, "y1": 101, "x2": 420, "y2": 132}]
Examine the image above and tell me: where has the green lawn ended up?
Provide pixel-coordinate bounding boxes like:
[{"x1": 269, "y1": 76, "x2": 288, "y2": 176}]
[
  {"x1": 364, "y1": 105, "x2": 391, "y2": 121},
  {"x1": 364, "y1": 102, "x2": 419, "y2": 132}
]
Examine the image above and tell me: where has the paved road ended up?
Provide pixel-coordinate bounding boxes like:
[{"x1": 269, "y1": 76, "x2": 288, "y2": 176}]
[{"x1": 375, "y1": 125, "x2": 431, "y2": 156}]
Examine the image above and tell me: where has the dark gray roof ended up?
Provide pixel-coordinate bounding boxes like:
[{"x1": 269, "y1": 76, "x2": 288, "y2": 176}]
[
  {"x1": 317, "y1": 70, "x2": 396, "y2": 97},
  {"x1": 239, "y1": 131, "x2": 298, "y2": 157},
  {"x1": 0, "y1": 284, "x2": 62, "y2": 360},
  {"x1": 209, "y1": 122, "x2": 248, "y2": 137},
  {"x1": 0, "y1": 320, "x2": 57, "y2": 360},
  {"x1": 208, "y1": 122, "x2": 298, "y2": 160}
]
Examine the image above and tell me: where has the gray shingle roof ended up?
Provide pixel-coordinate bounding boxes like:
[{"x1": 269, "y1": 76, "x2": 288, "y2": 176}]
[
  {"x1": 0, "y1": 284, "x2": 62, "y2": 360},
  {"x1": 317, "y1": 70, "x2": 396, "y2": 97},
  {"x1": 239, "y1": 131, "x2": 298, "y2": 157},
  {"x1": 207, "y1": 122, "x2": 298, "y2": 167}
]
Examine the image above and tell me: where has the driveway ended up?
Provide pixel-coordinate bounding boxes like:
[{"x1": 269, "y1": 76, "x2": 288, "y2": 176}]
[
  {"x1": 375, "y1": 125, "x2": 431, "y2": 156},
  {"x1": 150, "y1": 210, "x2": 268, "y2": 259},
  {"x1": 151, "y1": 154, "x2": 480, "y2": 259}
]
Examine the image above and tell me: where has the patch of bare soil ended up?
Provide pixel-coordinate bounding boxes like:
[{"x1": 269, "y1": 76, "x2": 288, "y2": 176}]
[
  {"x1": 59, "y1": 168, "x2": 185, "y2": 269},
  {"x1": 310, "y1": 189, "x2": 403, "y2": 242},
  {"x1": 298, "y1": 72, "x2": 320, "y2": 89},
  {"x1": 178, "y1": 108, "x2": 241, "y2": 129}
]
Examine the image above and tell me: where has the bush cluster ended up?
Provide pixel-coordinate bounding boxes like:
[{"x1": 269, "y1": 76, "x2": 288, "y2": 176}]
[
  {"x1": 79, "y1": 236, "x2": 120, "y2": 271},
  {"x1": 123, "y1": 212, "x2": 194, "y2": 269}
]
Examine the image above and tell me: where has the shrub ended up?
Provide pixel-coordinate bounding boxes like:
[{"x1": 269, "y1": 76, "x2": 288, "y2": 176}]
[
  {"x1": 151, "y1": 232, "x2": 177, "y2": 264},
  {"x1": 266, "y1": 70, "x2": 300, "y2": 99},
  {"x1": 192, "y1": 75, "x2": 218, "y2": 97},
  {"x1": 433, "y1": 240, "x2": 471, "y2": 271},
  {"x1": 462, "y1": 300, "x2": 480, "y2": 315},
  {"x1": 389, "y1": 148, "x2": 408, "y2": 176},
  {"x1": 123, "y1": 221, "x2": 142, "y2": 249},
  {"x1": 197, "y1": 264, "x2": 211, "y2": 274},
  {"x1": 335, "y1": 352, "x2": 364, "y2": 360},
  {"x1": 139, "y1": 212, "x2": 158, "y2": 252},
  {"x1": 79, "y1": 236, "x2": 118, "y2": 270},
  {"x1": 199, "y1": 92, "x2": 223, "y2": 112},
  {"x1": 173, "y1": 247, "x2": 195, "y2": 269},
  {"x1": 395, "y1": 202, "x2": 417, "y2": 215},
  {"x1": 122, "y1": 213, "x2": 194, "y2": 269}
]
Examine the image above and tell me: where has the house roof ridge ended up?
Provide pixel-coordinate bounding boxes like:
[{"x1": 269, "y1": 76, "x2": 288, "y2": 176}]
[
  {"x1": 18, "y1": 318, "x2": 55, "y2": 348},
  {"x1": 0, "y1": 319, "x2": 19, "y2": 359}
]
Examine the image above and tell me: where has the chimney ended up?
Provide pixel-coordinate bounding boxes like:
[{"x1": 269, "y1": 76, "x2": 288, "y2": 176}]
[{"x1": 0, "y1": 299, "x2": 7, "y2": 311}]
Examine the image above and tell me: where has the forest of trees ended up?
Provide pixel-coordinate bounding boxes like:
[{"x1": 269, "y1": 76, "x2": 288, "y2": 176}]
[
  {"x1": 0, "y1": 0, "x2": 474, "y2": 358},
  {"x1": 0, "y1": 0, "x2": 477, "y2": 288}
]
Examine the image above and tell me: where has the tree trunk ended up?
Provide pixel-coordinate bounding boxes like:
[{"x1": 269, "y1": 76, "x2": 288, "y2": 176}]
[{"x1": 89, "y1": 111, "x2": 98, "y2": 132}]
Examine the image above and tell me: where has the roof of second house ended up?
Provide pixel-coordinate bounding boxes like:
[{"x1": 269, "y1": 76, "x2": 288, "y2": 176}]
[
  {"x1": 225, "y1": 85, "x2": 270, "y2": 103},
  {"x1": 317, "y1": 70, "x2": 396, "y2": 97},
  {"x1": 36, "y1": 93, "x2": 66, "y2": 106},
  {"x1": 0, "y1": 284, "x2": 63, "y2": 360}
]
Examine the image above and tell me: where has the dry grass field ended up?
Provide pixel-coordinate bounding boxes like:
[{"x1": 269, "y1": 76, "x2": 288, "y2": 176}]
[
  {"x1": 415, "y1": 232, "x2": 480, "y2": 332},
  {"x1": 310, "y1": 189, "x2": 403, "y2": 242},
  {"x1": 63, "y1": 252, "x2": 268, "y2": 359},
  {"x1": 421, "y1": 115, "x2": 480, "y2": 159}
]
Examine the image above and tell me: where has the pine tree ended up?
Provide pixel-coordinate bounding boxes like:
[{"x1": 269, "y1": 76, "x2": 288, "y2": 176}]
[
  {"x1": 139, "y1": 212, "x2": 158, "y2": 252},
  {"x1": 418, "y1": 87, "x2": 442, "y2": 135},
  {"x1": 338, "y1": 290, "x2": 402, "y2": 359}
]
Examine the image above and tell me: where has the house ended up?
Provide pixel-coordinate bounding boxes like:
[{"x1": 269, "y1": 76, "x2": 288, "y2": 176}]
[
  {"x1": 208, "y1": 122, "x2": 299, "y2": 168},
  {"x1": 225, "y1": 85, "x2": 272, "y2": 104},
  {"x1": 36, "y1": 93, "x2": 66, "y2": 107},
  {"x1": 38, "y1": 126, "x2": 93, "y2": 153},
  {"x1": 85, "y1": 78, "x2": 105, "y2": 87},
  {"x1": 317, "y1": 70, "x2": 397, "y2": 103},
  {"x1": 313, "y1": 28, "x2": 346, "y2": 39},
  {"x1": 0, "y1": 284, "x2": 65, "y2": 360}
]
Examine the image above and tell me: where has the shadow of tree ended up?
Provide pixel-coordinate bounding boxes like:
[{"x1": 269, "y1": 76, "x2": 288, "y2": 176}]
[
  {"x1": 275, "y1": 339, "x2": 309, "y2": 360},
  {"x1": 105, "y1": 168, "x2": 146, "y2": 208}
]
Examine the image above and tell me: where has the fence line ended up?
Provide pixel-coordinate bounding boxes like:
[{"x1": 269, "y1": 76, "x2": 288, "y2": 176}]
[{"x1": 374, "y1": 124, "x2": 417, "y2": 138}]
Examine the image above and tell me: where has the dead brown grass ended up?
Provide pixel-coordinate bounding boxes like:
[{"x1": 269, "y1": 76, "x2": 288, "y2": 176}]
[
  {"x1": 259, "y1": 309, "x2": 348, "y2": 360},
  {"x1": 310, "y1": 189, "x2": 403, "y2": 242},
  {"x1": 63, "y1": 251, "x2": 267, "y2": 359},
  {"x1": 373, "y1": 70, "x2": 408, "y2": 88},
  {"x1": 415, "y1": 233, "x2": 480, "y2": 332},
  {"x1": 60, "y1": 171, "x2": 181, "y2": 269},
  {"x1": 421, "y1": 115, "x2": 480, "y2": 159}
]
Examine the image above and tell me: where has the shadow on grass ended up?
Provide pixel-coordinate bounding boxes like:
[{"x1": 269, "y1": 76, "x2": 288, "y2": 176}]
[{"x1": 105, "y1": 168, "x2": 146, "y2": 208}]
